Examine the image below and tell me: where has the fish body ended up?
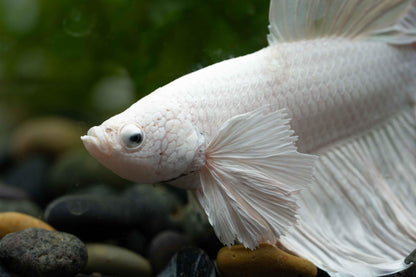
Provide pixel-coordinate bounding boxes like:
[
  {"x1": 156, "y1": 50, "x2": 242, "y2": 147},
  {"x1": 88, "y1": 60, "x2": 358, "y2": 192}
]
[
  {"x1": 82, "y1": 1, "x2": 416, "y2": 276},
  {"x1": 138, "y1": 39, "x2": 415, "y2": 153}
]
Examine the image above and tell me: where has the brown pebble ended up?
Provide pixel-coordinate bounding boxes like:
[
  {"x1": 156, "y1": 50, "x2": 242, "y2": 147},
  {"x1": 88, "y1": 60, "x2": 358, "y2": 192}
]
[
  {"x1": 0, "y1": 212, "x2": 55, "y2": 238},
  {"x1": 11, "y1": 117, "x2": 83, "y2": 159},
  {"x1": 217, "y1": 243, "x2": 317, "y2": 277}
]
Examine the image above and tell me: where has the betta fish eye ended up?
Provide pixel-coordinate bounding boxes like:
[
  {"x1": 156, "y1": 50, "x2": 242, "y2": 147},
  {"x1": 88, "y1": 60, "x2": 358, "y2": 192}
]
[{"x1": 120, "y1": 124, "x2": 144, "y2": 149}]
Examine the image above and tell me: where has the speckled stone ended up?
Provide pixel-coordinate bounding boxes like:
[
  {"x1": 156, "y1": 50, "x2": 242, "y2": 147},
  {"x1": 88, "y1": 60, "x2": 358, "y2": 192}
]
[
  {"x1": 148, "y1": 230, "x2": 189, "y2": 273},
  {"x1": 0, "y1": 199, "x2": 42, "y2": 217},
  {"x1": 158, "y1": 247, "x2": 217, "y2": 277},
  {"x1": 217, "y1": 243, "x2": 317, "y2": 277},
  {"x1": 0, "y1": 228, "x2": 87, "y2": 277},
  {"x1": 0, "y1": 212, "x2": 55, "y2": 238},
  {"x1": 84, "y1": 243, "x2": 151, "y2": 277}
]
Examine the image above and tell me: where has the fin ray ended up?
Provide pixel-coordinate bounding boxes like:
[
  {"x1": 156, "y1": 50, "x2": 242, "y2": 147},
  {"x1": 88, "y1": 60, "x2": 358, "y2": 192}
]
[{"x1": 195, "y1": 107, "x2": 317, "y2": 249}]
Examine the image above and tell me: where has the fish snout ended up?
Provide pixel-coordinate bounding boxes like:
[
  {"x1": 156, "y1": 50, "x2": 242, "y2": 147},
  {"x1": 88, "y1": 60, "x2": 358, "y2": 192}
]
[{"x1": 81, "y1": 126, "x2": 112, "y2": 157}]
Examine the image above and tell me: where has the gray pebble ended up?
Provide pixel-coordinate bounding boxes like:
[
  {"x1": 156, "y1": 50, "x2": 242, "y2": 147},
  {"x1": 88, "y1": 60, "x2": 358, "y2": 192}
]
[{"x1": 0, "y1": 228, "x2": 87, "y2": 277}]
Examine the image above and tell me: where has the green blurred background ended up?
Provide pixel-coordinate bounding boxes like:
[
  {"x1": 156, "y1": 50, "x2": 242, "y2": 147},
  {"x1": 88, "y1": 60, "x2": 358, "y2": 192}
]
[{"x1": 0, "y1": 0, "x2": 269, "y2": 128}]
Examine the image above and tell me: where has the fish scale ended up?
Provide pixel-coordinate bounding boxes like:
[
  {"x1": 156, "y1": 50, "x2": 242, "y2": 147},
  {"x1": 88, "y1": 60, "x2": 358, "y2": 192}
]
[{"x1": 146, "y1": 39, "x2": 415, "y2": 153}]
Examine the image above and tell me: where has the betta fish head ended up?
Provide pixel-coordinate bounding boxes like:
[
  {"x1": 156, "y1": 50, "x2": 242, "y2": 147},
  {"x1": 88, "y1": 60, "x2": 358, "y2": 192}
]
[{"x1": 81, "y1": 99, "x2": 205, "y2": 186}]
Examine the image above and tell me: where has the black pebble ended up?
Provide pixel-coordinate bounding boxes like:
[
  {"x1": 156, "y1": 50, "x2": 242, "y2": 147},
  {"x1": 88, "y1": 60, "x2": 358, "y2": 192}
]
[
  {"x1": 44, "y1": 194, "x2": 131, "y2": 240},
  {"x1": 44, "y1": 184, "x2": 182, "y2": 240},
  {"x1": 0, "y1": 228, "x2": 87, "y2": 277}
]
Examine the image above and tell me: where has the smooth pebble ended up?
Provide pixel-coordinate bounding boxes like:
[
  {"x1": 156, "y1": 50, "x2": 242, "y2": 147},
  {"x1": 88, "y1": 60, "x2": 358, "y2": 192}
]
[
  {"x1": 0, "y1": 212, "x2": 55, "y2": 238},
  {"x1": 44, "y1": 184, "x2": 182, "y2": 240},
  {"x1": 216, "y1": 243, "x2": 317, "y2": 277},
  {"x1": 84, "y1": 243, "x2": 151, "y2": 277},
  {"x1": 44, "y1": 194, "x2": 135, "y2": 240}
]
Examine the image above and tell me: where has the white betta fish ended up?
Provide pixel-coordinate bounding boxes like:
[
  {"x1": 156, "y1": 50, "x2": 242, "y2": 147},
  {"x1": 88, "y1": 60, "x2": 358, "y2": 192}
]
[{"x1": 82, "y1": 0, "x2": 416, "y2": 276}]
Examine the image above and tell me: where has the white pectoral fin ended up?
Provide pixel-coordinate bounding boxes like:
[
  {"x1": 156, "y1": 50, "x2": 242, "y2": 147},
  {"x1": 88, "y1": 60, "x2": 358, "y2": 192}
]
[
  {"x1": 194, "y1": 107, "x2": 317, "y2": 249},
  {"x1": 268, "y1": 0, "x2": 416, "y2": 44},
  {"x1": 281, "y1": 107, "x2": 416, "y2": 276}
]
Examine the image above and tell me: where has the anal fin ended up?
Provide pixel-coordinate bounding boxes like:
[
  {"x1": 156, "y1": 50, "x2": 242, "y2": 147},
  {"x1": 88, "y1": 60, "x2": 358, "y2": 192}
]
[
  {"x1": 281, "y1": 106, "x2": 416, "y2": 276},
  {"x1": 194, "y1": 107, "x2": 317, "y2": 250}
]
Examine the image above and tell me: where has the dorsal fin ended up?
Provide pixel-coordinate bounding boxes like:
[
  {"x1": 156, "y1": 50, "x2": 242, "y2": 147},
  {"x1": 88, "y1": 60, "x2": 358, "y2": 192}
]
[{"x1": 268, "y1": 0, "x2": 416, "y2": 45}]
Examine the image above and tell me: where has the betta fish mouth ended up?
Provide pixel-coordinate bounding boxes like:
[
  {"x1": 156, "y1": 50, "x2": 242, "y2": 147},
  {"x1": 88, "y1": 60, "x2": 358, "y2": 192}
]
[{"x1": 81, "y1": 126, "x2": 112, "y2": 157}]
